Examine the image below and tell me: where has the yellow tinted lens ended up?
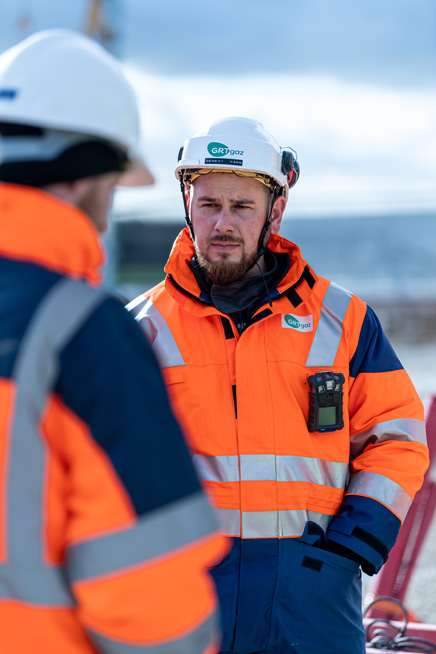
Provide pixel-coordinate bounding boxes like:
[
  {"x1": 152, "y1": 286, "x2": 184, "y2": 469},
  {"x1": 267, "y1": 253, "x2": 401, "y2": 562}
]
[{"x1": 185, "y1": 168, "x2": 273, "y2": 189}]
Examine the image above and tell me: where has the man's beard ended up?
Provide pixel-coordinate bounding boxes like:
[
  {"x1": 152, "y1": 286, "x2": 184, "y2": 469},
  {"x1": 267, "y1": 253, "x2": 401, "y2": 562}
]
[{"x1": 194, "y1": 236, "x2": 258, "y2": 286}]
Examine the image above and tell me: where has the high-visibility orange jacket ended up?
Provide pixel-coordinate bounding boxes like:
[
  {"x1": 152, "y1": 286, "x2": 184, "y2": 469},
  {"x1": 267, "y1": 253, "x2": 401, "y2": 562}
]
[
  {"x1": 129, "y1": 227, "x2": 429, "y2": 654},
  {"x1": 0, "y1": 185, "x2": 226, "y2": 654}
]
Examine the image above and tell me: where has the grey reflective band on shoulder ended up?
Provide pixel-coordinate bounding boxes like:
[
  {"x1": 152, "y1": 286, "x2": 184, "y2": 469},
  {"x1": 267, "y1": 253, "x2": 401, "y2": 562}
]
[
  {"x1": 305, "y1": 282, "x2": 353, "y2": 368},
  {"x1": 125, "y1": 294, "x2": 146, "y2": 315},
  {"x1": 0, "y1": 564, "x2": 76, "y2": 605},
  {"x1": 346, "y1": 470, "x2": 412, "y2": 521},
  {"x1": 127, "y1": 296, "x2": 185, "y2": 369},
  {"x1": 193, "y1": 453, "x2": 348, "y2": 488},
  {"x1": 88, "y1": 608, "x2": 220, "y2": 654},
  {"x1": 350, "y1": 418, "x2": 427, "y2": 459},
  {"x1": 1, "y1": 278, "x2": 109, "y2": 606},
  {"x1": 68, "y1": 491, "x2": 218, "y2": 583}
]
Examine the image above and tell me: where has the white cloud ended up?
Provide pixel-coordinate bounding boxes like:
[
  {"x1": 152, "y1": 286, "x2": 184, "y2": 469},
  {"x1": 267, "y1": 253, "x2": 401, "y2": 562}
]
[{"x1": 117, "y1": 68, "x2": 436, "y2": 219}]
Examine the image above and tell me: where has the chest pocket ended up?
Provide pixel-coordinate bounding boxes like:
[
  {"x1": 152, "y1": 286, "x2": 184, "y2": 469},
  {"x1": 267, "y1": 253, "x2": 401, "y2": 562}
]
[{"x1": 162, "y1": 367, "x2": 185, "y2": 385}]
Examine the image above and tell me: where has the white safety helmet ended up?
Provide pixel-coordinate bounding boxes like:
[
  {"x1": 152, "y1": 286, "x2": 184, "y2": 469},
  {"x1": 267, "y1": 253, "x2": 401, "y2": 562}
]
[
  {"x1": 175, "y1": 116, "x2": 299, "y2": 198},
  {"x1": 0, "y1": 29, "x2": 153, "y2": 186}
]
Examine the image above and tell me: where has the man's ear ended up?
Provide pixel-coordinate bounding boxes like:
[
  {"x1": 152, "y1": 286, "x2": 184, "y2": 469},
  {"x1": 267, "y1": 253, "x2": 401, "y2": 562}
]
[
  {"x1": 43, "y1": 179, "x2": 88, "y2": 206},
  {"x1": 270, "y1": 196, "x2": 286, "y2": 235},
  {"x1": 68, "y1": 178, "x2": 90, "y2": 201}
]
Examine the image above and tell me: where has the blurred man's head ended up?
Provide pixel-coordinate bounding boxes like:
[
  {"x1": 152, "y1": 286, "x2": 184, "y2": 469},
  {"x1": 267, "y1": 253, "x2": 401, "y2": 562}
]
[
  {"x1": 0, "y1": 29, "x2": 154, "y2": 231},
  {"x1": 42, "y1": 172, "x2": 121, "y2": 234}
]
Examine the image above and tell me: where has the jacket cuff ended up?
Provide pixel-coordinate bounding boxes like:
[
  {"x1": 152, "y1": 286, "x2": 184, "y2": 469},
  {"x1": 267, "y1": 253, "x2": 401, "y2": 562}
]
[{"x1": 327, "y1": 516, "x2": 389, "y2": 575}]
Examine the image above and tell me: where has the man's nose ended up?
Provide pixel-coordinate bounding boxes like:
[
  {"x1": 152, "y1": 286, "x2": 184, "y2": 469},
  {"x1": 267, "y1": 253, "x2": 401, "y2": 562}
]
[{"x1": 214, "y1": 206, "x2": 235, "y2": 232}]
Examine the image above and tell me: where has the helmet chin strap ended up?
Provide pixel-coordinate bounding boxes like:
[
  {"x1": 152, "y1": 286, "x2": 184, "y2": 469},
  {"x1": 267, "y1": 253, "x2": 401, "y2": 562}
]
[
  {"x1": 252, "y1": 185, "x2": 283, "y2": 308},
  {"x1": 180, "y1": 177, "x2": 195, "y2": 240},
  {"x1": 255, "y1": 183, "x2": 282, "y2": 263}
]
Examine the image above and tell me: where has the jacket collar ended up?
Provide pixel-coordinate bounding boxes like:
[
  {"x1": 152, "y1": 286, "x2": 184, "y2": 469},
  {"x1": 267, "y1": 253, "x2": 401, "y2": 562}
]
[
  {"x1": 164, "y1": 227, "x2": 317, "y2": 314},
  {"x1": 0, "y1": 183, "x2": 104, "y2": 285}
]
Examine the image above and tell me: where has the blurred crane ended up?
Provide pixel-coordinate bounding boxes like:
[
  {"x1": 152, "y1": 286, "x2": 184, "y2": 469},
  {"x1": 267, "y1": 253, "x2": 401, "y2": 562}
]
[
  {"x1": 14, "y1": 0, "x2": 35, "y2": 39},
  {"x1": 83, "y1": 0, "x2": 124, "y2": 56}
]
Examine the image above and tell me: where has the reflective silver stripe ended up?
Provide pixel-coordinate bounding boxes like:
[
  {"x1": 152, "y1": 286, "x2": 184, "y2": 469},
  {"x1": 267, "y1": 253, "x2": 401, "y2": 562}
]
[
  {"x1": 214, "y1": 508, "x2": 241, "y2": 536},
  {"x1": 350, "y1": 418, "x2": 427, "y2": 459},
  {"x1": 241, "y1": 454, "x2": 275, "y2": 481},
  {"x1": 88, "y1": 608, "x2": 220, "y2": 654},
  {"x1": 193, "y1": 453, "x2": 348, "y2": 489},
  {"x1": 242, "y1": 510, "x2": 333, "y2": 538},
  {"x1": 305, "y1": 282, "x2": 352, "y2": 367},
  {"x1": 68, "y1": 491, "x2": 218, "y2": 583},
  {"x1": 2, "y1": 278, "x2": 108, "y2": 606},
  {"x1": 280, "y1": 510, "x2": 332, "y2": 536},
  {"x1": 0, "y1": 564, "x2": 75, "y2": 604},
  {"x1": 347, "y1": 470, "x2": 412, "y2": 520},
  {"x1": 214, "y1": 508, "x2": 333, "y2": 538},
  {"x1": 192, "y1": 454, "x2": 240, "y2": 483},
  {"x1": 129, "y1": 297, "x2": 185, "y2": 369},
  {"x1": 125, "y1": 294, "x2": 146, "y2": 313},
  {"x1": 242, "y1": 454, "x2": 347, "y2": 487},
  {"x1": 278, "y1": 455, "x2": 347, "y2": 487}
]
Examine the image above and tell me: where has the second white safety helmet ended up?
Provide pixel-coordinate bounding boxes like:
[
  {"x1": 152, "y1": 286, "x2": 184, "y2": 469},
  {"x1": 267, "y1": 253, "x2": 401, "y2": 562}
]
[{"x1": 0, "y1": 29, "x2": 153, "y2": 186}]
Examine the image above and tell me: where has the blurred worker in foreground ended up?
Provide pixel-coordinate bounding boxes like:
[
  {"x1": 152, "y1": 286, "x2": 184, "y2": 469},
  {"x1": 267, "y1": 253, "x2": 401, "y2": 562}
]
[
  {"x1": 0, "y1": 30, "x2": 225, "y2": 654},
  {"x1": 128, "y1": 116, "x2": 430, "y2": 654}
]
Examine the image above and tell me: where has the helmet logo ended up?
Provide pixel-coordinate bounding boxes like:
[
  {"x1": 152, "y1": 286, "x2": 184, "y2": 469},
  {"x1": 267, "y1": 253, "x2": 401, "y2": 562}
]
[
  {"x1": 0, "y1": 89, "x2": 18, "y2": 99},
  {"x1": 207, "y1": 142, "x2": 244, "y2": 157}
]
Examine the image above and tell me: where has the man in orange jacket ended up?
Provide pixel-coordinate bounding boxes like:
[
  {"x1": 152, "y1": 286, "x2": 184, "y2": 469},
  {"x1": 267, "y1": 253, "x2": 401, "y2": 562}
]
[
  {"x1": 128, "y1": 117, "x2": 429, "y2": 654},
  {"x1": 0, "y1": 30, "x2": 226, "y2": 653}
]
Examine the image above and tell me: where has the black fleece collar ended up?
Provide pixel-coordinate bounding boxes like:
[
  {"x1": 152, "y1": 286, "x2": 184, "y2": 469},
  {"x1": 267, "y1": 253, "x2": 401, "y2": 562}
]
[{"x1": 189, "y1": 249, "x2": 290, "y2": 315}]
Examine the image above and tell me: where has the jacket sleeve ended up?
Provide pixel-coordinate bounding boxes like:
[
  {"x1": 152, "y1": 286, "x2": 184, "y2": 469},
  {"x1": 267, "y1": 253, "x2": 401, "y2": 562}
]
[
  {"x1": 56, "y1": 295, "x2": 226, "y2": 653},
  {"x1": 326, "y1": 305, "x2": 429, "y2": 575}
]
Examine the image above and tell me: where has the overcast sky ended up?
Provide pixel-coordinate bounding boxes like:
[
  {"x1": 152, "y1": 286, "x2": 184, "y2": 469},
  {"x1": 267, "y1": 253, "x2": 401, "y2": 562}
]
[{"x1": 1, "y1": 0, "x2": 436, "y2": 219}]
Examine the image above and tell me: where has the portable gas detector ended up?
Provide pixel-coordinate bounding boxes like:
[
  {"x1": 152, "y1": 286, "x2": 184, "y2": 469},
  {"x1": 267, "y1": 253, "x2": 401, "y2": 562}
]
[{"x1": 307, "y1": 371, "x2": 345, "y2": 433}]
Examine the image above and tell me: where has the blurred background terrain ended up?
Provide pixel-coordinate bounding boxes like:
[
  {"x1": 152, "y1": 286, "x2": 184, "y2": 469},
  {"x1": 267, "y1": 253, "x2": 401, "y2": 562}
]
[{"x1": 1, "y1": 0, "x2": 436, "y2": 624}]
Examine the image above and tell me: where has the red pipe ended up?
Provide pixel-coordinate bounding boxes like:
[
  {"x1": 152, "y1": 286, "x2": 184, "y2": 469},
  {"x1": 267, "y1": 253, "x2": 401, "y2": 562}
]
[{"x1": 364, "y1": 394, "x2": 436, "y2": 620}]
